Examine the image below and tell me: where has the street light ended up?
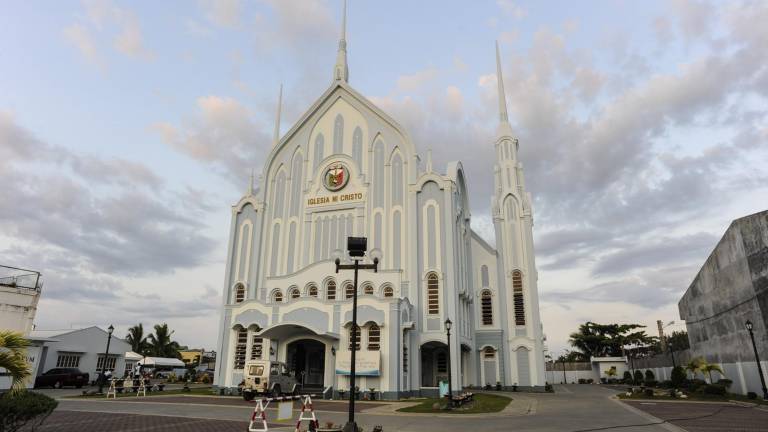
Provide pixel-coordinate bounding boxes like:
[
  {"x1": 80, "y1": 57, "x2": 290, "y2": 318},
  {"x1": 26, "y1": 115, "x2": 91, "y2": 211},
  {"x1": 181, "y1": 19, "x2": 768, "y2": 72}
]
[
  {"x1": 99, "y1": 324, "x2": 114, "y2": 394},
  {"x1": 745, "y1": 320, "x2": 768, "y2": 400},
  {"x1": 335, "y1": 237, "x2": 379, "y2": 432},
  {"x1": 444, "y1": 318, "x2": 453, "y2": 408}
]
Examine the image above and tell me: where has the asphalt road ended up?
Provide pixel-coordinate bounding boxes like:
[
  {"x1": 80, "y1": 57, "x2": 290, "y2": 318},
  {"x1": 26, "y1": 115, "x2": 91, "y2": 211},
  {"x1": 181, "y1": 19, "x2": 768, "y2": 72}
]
[{"x1": 624, "y1": 400, "x2": 768, "y2": 432}]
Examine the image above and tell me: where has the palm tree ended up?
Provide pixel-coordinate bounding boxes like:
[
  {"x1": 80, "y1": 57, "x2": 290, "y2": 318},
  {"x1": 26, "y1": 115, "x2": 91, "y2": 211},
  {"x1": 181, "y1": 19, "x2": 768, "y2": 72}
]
[
  {"x1": 700, "y1": 361, "x2": 725, "y2": 383},
  {"x1": 685, "y1": 357, "x2": 703, "y2": 380},
  {"x1": 125, "y1": 324, "x2": 149, "y2": 354},
  {"x1": 147, "y1": 323, "x2": 181, "y2": 358},
  {"x1": 605, "y1": 366, "x2": 617, "y2": 379},
  {"x1": 0, "y1": 330, "x2": 32, "y2": 393}
]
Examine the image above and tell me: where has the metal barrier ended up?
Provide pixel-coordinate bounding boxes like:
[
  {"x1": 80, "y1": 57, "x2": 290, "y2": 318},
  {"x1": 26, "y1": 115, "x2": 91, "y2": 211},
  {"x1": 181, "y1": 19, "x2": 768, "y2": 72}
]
[{"x1": 247, "y1": 394, "x2": 318, "y2": 432}]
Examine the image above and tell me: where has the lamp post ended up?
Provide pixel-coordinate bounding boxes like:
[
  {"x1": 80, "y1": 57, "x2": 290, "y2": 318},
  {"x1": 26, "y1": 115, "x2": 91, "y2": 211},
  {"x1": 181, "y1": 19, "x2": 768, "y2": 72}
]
[
  {"x1": 444, "y1": 318, "x2": 453, "y2": 408},
  {"x1": 745, "y1": 320, "x2": 768, "y2": 400},
  {"x1": 99, "y1": 324, "x2": 114, "y2": 394},
  {"x1": 561, "y1": 352, "x2": 567, "y2": 384},
  {"x1": 335, "y1": 237, "x2": 379, "y2": 432}
]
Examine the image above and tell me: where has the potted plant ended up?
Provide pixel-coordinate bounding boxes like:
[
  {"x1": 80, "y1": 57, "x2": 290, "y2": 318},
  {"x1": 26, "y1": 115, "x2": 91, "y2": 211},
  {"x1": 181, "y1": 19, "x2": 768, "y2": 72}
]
[
  {"x1": 495, "y1": 381, "x2": 502, "y2": 391},
  {"x1": 338, "y1": 389, "x2": 346, "y2": 399},
  {"x1": 368, "y1": 388, "x2": 376, "y2": 400}
]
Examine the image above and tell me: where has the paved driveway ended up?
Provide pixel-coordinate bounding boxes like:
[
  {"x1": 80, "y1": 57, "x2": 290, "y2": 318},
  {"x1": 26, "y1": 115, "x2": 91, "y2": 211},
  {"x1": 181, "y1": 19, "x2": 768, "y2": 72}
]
[
  {"x1": 624, "y1": 400, "x2": 768, "y2": 432},
  {"x1": 44, "y1": 385, "x2": 674, "y2": 432}
]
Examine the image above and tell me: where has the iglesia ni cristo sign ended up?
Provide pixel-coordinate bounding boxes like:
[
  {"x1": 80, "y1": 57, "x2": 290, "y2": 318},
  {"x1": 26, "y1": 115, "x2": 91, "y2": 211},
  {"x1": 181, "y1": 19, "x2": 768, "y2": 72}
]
[{"x1": 307, "y1": 161, "x2": 365, "y2": 206}]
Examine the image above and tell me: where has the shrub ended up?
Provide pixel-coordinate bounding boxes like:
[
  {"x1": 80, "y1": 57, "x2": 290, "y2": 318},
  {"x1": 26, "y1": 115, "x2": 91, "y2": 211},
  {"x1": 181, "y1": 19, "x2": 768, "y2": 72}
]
[
  {"x1": 578, "y1": 378, "x2": 586, "y2": 384},
  {"x1": 670, "y1": 366, "x2": 686, "y2": 387},
  {"x1": 717, "y1": 379, "x2": 732, "y2": 389},
  {"x1": 623, "y1": 371, "x2": 632, "y2": 383},
  {"x1": 658, "y1": 380, "x2": 672, "y2": 388},
  {"x1": 644, "y1": 380, "x2": 658, "y2": 388},
  {"x1": 633, "y1": 370, "x2": 644, "y2": 384},
  {"x1": 644, "y1": 370, "x2": 655, "y2": 381},
  {"x1": 587, "y1": 378, "x2": 594, "y2": 384},
  {"x1": 702, "y1": 384, "x2": 726, "y2": 396},
  {"x1": 644, "y1": 388, "x2": 654, "y2": 398},
  {"x1": 748, "y1": 392, "x2": 758, "y2": 400},
  {"x1": 201, "y1": 374, "x2": 211, "y2": 384},
  {"x1": 0, "y1": 391, "x2": 58, "y2": 432},
  {"x1": 544, "y1": 384, "x2": 553, "y2": 392}
]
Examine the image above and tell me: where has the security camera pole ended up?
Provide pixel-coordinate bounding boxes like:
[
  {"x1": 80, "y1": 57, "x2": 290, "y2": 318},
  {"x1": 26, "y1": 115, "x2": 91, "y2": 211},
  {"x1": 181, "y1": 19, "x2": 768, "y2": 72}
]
[{"x1": 336, "y1": 237, "x2": 379, "y2": 432}]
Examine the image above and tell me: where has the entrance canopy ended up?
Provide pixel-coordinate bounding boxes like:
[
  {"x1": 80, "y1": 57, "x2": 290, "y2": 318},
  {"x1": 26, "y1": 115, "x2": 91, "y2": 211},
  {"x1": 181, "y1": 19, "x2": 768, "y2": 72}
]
[
  {"x1": 258, "y1": 323, "x2": 339, "y2": 340},
  {"x1": 137, "y1": 357, "x2": 185, "y2": 368}
]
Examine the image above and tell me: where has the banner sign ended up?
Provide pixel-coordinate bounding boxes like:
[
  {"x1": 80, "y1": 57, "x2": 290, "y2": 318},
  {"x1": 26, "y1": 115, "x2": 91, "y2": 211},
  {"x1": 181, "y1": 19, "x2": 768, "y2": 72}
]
[
  {"x1": 334, "y1": 351, "x2": 380, "y2": 376},
  {"x1": 307, "y1": 192, "x2": 365, "y2": 207}
]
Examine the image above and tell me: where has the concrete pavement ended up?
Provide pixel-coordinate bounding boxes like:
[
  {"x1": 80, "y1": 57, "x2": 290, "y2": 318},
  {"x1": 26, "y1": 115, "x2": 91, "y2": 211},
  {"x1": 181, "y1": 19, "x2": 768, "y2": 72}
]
[{"x1": 45, "y1": 385, "x2": 678, "y2": 432}]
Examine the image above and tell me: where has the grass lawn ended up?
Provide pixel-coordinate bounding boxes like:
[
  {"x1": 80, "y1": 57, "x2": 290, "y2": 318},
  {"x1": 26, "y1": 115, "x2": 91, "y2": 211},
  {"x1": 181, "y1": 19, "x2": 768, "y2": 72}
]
[
  {"x1": 70, "y1": 385, "x2": 216, "y2": 398},
  {"x1": 617, "y1": 391, "x2": 768, "y2": 406},
  {"x1": 397, "y1": 393, "x2": 511, "y2": 414}
]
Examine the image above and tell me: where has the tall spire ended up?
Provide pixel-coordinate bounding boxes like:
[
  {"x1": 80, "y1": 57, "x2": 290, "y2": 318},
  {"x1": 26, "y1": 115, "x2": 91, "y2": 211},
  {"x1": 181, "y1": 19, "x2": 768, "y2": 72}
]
[
  {"x1": 333, "y1": 0, "x2": 349, "y2": 82},
  {"x1": 247, "y1": 168, "x2": 254, "y2": 196},
  {"x1": 272, "y1": 84, "x2": 282, "y2": 147},
  {"x1": 495, "y1": 41, "x2": 514, "y2": 139},
  {"x1": 495, "y1": 40, "x2": 509, "y2": 123}
]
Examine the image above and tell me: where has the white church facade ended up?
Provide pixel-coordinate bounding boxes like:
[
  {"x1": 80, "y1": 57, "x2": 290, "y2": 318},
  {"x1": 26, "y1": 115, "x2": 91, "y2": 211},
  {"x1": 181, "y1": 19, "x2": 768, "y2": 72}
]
[{"x1": 214, "y1": 8, "x2": 546, "y2": 398}]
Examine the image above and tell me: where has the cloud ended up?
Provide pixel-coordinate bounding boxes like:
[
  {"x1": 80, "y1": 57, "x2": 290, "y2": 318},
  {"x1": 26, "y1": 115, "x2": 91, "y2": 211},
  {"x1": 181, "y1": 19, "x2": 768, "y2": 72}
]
[
  {"x1": 199, "y1": 0, "x2": 242, "y2": 28},
  {"x1": 152, "y1": 96, "x2": 270, "y2": 183},
  {"x1": 496, "y1": 0, "x2": 527, "y2": 19},
  {"x1": 63, "y1": 24, "x2": 105, "y2": 69}
]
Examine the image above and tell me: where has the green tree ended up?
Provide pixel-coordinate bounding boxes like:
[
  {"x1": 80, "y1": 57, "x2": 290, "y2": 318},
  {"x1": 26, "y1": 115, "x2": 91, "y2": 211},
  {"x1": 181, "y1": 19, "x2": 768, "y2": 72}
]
[
  {"x1": 666, "y1": 331, "x2": 690, "y2": 350},
  {"x1": 147, "y1": 323, "x2": 182, "y2": 358},
  {"x1": 685, "y1": 357, "x2": 703, "y2": 380},
  {"x1": 670, "y1": 366, "x2": 686, "y2": 387},
  {"x1": 568, "y1": 322, "x2": 657, "y2": 358},
  {"x1": 0, "y1": 330, "x2": 32, "y2": 394},
  {"x1": 700, "y1": 361, "x2": 724, "y2": 383},
  {"x1": 125, "y1": 324, "x2": 149, "y2": 354},
  {"x1": 605, "y1": 366, "x2": 617, "y2": 378}
]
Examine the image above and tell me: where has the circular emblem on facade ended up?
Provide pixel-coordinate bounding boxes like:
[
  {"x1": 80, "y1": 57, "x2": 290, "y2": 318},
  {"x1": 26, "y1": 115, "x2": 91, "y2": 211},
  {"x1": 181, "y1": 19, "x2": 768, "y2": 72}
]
[{"x1": 323, "y1": 162, "x2": 349, "y2": 191}]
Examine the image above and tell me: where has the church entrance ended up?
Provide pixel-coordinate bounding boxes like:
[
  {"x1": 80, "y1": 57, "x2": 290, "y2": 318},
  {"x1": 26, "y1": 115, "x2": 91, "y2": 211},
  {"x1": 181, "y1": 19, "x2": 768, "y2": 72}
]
[
  {"x1": 286, "y1": 339, "x2": 325, "y2": 389},
  {"x1": 420, "y1": 341, "x2": 449, "y2": 387}
]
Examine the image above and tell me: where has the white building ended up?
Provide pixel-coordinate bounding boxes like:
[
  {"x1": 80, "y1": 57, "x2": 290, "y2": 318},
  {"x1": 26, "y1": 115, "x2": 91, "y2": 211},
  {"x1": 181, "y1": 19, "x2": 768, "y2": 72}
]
[
  {"x1": 214, "y1": 6, "x2": 546, "y2": 398},
  {"x1": 31, "y1": 327, "x2": 132, "y2": 382},
  {"x1": 0, "y1": 266, "x2": 42, "y2": 335}
]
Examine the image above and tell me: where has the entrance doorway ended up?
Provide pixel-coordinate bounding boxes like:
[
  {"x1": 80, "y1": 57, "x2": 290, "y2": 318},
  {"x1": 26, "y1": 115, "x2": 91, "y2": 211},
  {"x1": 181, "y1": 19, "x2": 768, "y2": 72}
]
[
  {"x1": 286, "y1": 339, "x2": 325, "y2": 389},
  {"x1": 420, "y1": 341, "x2": 449, "y2": 387}
]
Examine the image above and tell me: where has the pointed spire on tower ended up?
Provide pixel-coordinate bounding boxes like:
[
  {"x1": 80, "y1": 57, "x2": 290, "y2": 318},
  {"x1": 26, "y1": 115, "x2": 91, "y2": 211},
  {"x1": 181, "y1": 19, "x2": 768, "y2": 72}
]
[
  {"x1": 272, "y1": 84, "x2": 283, "y2": 147},
  {"x1": 495, "y1": 41, "x2": 514, "y2": 139},
  {"x1": 426, "y1": 148, "x2": 433, "y2": 173},
  {"x1": 333, "y1": 0, "x2": 349, "y2": 82},
  {"x1": 247, "y1": 168, "x2": 254, "y2": 196}
]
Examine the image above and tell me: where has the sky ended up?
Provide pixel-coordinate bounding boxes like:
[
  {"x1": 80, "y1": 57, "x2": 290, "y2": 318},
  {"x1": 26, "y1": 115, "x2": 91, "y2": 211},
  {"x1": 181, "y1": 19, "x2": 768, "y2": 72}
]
[{"x1": 1, "y1": 0, "x2": 767, "y2": 356}]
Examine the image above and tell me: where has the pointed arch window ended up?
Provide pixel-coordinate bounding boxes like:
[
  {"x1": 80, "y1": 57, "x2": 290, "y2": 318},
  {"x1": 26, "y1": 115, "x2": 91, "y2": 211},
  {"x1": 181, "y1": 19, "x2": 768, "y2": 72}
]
[
  {"x1": 313, "y1": 134, "x2": 325, "y2": 170},
  {"x1": 308, "y1": 285, "x2": 318, "y2": 297},
  {"x1": 481, "y1": 289, "x2": 493, "y2": 325},
  {"x1": 333, "y1": 114, "x2": 344, "y2": 154},
  {"x1": 427, "y1": 273, "x2": 440, "y2": 315},
  {"x1": 383, "y1": 286, "x2": 394, "y2": 298},
  {"x1": 326, "y1": 280, "x2": 336, "y2": 300},
  {"x1": 512, "y1": 270, "x2": 525, "y2": 326},
  {"x1": 352, "y1": 127, "x2": 363, "y2": 169},
  {"x1": 345, "y1": 283, "x2": 355, "y2": 299},
  {"x1": 367, "y1": 324, "x2": 380, "y2": 351},
  {"x1": 235, "y1": 283, "x2": 245, "y2": 303}
]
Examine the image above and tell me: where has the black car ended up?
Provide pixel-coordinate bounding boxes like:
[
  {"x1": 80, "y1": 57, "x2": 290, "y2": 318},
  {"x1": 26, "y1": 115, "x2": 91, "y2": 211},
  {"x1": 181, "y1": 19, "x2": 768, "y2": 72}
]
[{"x1": 34, "y1": 368, "x2": 89, "y2": 389}]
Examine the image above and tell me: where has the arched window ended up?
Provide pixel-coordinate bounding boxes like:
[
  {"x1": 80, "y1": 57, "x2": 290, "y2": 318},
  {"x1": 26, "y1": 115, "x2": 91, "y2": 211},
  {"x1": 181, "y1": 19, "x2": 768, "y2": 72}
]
[
  {"x1": 481, "y1": 289, "x2": 493, "y2": 325},
  {"x1": 234, "y1": 328, "x2": 248, "y2": 369},
  {"x1": 345, "y1": 283, "x2": 355, "y2": 299},
  {"x1": 250, "y1": 337, "x2": 263, "y2": 360},
  {"x1": 235, "y1": 284, "x2": 245, "y2": 303},
  {"x1": 348, "y1": 325, "x2": 360, "y2": 351},
  {"x1": 481, "y1": 265, "x2": 489, "y2": 287},
  {"x1": 363, "y1": 284, "x2": 374, "y2": 295},
  {"x1": 308, "y1": 285, "x2": 318, "y2": 297},
  {"x1": 427, "y1": 273, "x2": 439, "y2": 315},
  {"x1": 367, "y1": 324, "x2": 380, "y2": 350},
  {"x1": 289, "y1": 287, "x2": 300, "y2": 300},
  {"x1": 272, "y1": 290, "x2": 283, "y2": 303},
  {"x1": 512, "y1": 270, "x2": 525, "y2": 326},
  {"x1": 352, "y1": 127, "x2": 363, "y2": 169},
  {"x1": 383, "y1": 286, "x2": 394, "y2": 298},
  {"x1": 483, "y1": 346, "x2": 496, "y2": 359},
  {"x1": 326, "y1": 281, "x2": 336, "y2": 300},
  {"x1": 313, "y1": 134, "x2": 324, "y2": 170}
]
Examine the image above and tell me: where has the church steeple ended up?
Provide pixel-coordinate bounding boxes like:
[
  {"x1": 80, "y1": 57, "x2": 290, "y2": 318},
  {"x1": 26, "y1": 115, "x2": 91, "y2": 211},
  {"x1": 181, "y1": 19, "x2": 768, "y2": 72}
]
[
  {"x1": 272, "y1": 84, "x2": 283, "y2": 147},
  {"x1": 333, "y1": 0, "x2": 349, "y2": 82},
  {"x1": 495, "y1": 41, "x2": 514, "y2": 139}
]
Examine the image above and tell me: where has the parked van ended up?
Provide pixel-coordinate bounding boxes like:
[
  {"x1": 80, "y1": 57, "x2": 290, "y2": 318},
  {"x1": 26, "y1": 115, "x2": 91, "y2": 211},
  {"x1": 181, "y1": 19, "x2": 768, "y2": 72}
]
[{"x1": 241, "y1": 360, "x2": 299, "y2": 401}]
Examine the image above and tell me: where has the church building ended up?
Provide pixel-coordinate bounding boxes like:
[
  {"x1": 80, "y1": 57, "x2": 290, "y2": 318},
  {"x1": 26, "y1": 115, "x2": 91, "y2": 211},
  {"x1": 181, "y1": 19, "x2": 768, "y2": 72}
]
[{"x1": 214, "y1": 5, "x2": 546, "y2": 398}]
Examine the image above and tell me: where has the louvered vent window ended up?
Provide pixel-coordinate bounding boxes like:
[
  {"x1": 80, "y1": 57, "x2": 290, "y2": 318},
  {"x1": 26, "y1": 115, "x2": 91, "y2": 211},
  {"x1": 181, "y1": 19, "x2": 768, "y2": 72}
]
[
  {"x1": 512, "y1": 270, "x2": 525, "y2": 326},
  {"x1": 481, "y1": 289, "x2": 493, "y2": 325},
  {"x1": 427, "y1": 273, "x2": 439, "y2": 315}
]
